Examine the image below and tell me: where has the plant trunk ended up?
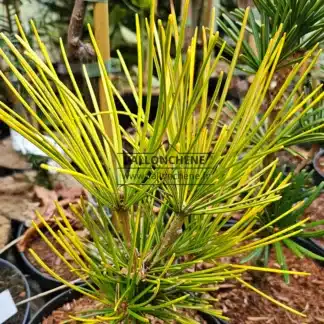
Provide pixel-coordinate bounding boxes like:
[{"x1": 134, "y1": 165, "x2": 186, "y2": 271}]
[
  {"x1": 152, "y1": 213, "x2": 185, "y2": 265},
  {"x1": 113, "y1": 208, "x2": 131, "y2": 248}
]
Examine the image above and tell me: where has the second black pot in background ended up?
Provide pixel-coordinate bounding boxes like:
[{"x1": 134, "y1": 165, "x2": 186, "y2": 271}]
[{"x1": 16, "y1": 224, "x2": 63, "y2": 292}]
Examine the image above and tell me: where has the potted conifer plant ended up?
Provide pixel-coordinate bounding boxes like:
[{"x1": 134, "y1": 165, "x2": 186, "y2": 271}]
[{"x1": 1, "y1": 1, "x2": 324, "y2": 322}]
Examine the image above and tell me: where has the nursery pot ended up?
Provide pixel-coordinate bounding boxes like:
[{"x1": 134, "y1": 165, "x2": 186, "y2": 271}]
[
  {"x1": 28, "y1": 288, "x2": 80, "y2": 324},
  {"x1": 115, "y1": 92, "x2": 160, "y2": 130},
  {"x1": 16, "y1": 224, "x2": 63, "y2": 292},
  {"x1": 29, "y1": 288, "x2": 227, "y2": 324},
  {"x1": 313, "y1": 149, "x2": 324, "y2": 185},
  {"x1": 293, "y1": 237, "x2": 324, "y2": 267},
  {"x1": 0, "y1": 258, "x2": 31, "y2": 324},
  {"x1": 200, "y1": 313, "x2": 228, "y2": 324}
]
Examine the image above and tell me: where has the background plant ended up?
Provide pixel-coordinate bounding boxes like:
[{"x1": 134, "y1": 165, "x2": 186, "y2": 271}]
[
  {"x1": 217, "y1": 0, "x2": 324, "y2": 279},
  {"x1": 241, "y1": 170, "x2": 324, "y2": 283},
  {"x1": 218, "y1": 0, "x2": 324, "y2": 74},
  {"x1": 216, "y1": 0, "x2": 324, "y2": 177}
]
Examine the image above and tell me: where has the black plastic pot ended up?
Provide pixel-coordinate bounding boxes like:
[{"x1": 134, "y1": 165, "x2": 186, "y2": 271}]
[
  {"x1": 16, "y1": 224, "x2": 62, "y2": 291},
  {"x1": 0, "y1": 258, "x2": 31, "y2": 324},
  {"x1": 115, "y1": 93, "x2": 160, "y2": 130},
  {"x1": 293, "y1": 237, "x2": 324, "y2": 267},
  {"x1": 28, "y1": 288, "x2": 79, "y2": 324},
  {"x1": 29, "y1": 288, "x2": 227, "y2": 324},
  {"x1": 313, "y1": 149, "x2": 324, "y2": 185},
  {"x1": 200, "y1": 313, "x2": 228, "y2": 324}
]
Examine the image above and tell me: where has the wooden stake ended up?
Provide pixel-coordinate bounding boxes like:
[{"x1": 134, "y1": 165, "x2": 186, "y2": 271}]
[
  {"x1": 93, "y1": 1, "x2": 113, "y2": 138},
  {"x1": 203, "y1": 0, "x2": 213, "y2": 27},
  {"x1": 183, "y1": 0, "x2": 193, "y2": 49},
  {"x1": 94, "y1": 2, "x2": 120, "y2": 228}
]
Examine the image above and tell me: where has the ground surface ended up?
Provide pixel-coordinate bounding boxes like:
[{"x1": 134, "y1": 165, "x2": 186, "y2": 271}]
[{"x1": 214, "y1": 248, "x2": 324, "y2": 324}]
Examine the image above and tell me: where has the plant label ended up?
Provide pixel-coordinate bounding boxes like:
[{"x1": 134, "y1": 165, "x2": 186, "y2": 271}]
[{"x1": 0, "y1": 290, "x2": 17, "y2": 323}]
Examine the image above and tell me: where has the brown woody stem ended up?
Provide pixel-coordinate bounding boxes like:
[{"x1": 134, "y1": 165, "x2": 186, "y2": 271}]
[
  {"x1": 68, "y1": 0, "x2": 95, "y2": 61},
  {"x1": 113, "y1": 208, "x2": 131, "y2": 249},
  {"x1": 152, "y1": 213, "x2": 185, "y2": 265}
]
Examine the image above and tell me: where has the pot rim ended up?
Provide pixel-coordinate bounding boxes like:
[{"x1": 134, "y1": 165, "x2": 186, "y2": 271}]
[
  {"x1": 28, "y1": 288, "x2": 78, "y2": 324},
  {"x1": 0, "y1": 257, "x2": 31, "y2": 324},
  {"x1": 313, "y1": 149, "x2": 324, "y2": 177},
  {"x1": 17, "y1": 224, "x2": 61, "y2": 285}
]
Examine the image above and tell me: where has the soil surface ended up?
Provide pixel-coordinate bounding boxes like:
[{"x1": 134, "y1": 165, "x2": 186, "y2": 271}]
[
  {"x1": 25, "y1": 231, "x2": 80, "y2": 281},
  {"x1": 18, "y1": 184, "x2": 88, "y2": 281},
  {"x1": 213, "y1": 248, "x2": 324, "y2": 324},
  {"x1": 42, "y1": 296, "x2": 208, "y2": 324},
  {"x1": 0, "y1": 265, "x2": 28, "y2": 324},
  {"x1": 42, "y1": 296, "x2": 105, "y2": 324}
]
